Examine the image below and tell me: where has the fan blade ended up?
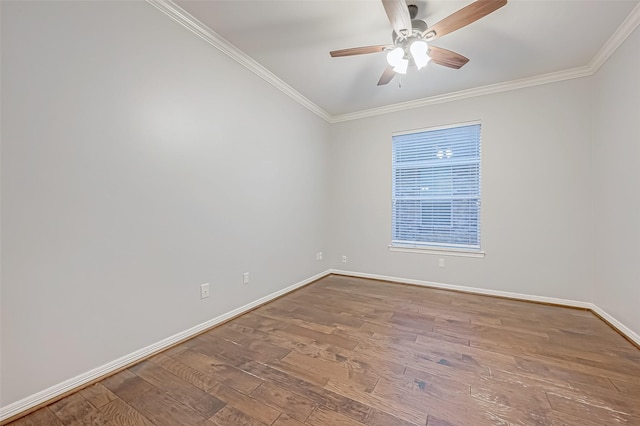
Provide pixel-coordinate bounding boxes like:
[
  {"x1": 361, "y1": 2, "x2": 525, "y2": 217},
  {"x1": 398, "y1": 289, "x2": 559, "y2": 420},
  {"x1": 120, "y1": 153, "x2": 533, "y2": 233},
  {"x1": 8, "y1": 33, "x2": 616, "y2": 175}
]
[
  {"x1": 377, "y1": 66, "x2": 396, "y2": 86},
  {"x1": 424, "y1": 0, "x2": 507, "y2": 41},
  {"x1": 382, "y1": 0, "x2": 412, "y2": 37},
  {"x1": 330, "y1": 45, "x2": 390, "y2": 57},
  {"x1": 429, "y1": 46, "x2": 469, "y2": 69}
]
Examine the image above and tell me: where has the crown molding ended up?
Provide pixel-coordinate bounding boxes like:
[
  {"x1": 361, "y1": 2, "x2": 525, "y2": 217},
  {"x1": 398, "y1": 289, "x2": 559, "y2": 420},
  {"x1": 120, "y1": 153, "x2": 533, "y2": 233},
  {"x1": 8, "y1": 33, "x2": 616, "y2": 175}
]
[
  {"x1": 330, "y1": 65, "x2": 593, "y2": 123},
  {"x1": 147, "y1": 0, "x2": 639, "y2": 124},
  {"x1": 145, "y1": 0, "x2": 333, "y2": 123},
  {"x1": 588, "y1": 1, "x2": 640, "y2": 73},
  {"x1": 331, "y1": 3, "x2": 639, "y2": 123}
]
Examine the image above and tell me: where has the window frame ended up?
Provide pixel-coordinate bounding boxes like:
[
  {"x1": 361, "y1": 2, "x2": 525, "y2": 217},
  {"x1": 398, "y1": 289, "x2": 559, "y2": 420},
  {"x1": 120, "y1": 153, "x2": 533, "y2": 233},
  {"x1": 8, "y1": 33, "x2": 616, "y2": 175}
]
[{"x1": 389, "y1": 121, "x2": 485, "y2": 258}]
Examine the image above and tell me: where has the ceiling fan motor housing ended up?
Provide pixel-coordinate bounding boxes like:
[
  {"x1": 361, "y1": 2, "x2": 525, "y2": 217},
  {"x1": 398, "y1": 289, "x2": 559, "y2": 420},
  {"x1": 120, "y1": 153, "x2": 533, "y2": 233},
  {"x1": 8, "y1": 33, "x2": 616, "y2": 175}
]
[
  {"x1": 411, "y1": 19, "x2": 428, "y2": 33},
  {"x1": 392, "y1": 19, "x2": 428, "y2": 42}
]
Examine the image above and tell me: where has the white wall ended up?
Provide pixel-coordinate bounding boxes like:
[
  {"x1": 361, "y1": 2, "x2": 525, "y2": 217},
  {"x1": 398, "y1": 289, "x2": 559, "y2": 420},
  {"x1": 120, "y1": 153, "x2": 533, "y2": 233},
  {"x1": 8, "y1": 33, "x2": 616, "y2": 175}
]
[
  {"x1": 592, "y1": 26, "x2": 640, "y2": 337},
  {"x1": 1, "y1": 1, "x2": 330, "y2": 406},
  {"x1": 328, "y1": 79, "x2": 594, "y2": 301}
]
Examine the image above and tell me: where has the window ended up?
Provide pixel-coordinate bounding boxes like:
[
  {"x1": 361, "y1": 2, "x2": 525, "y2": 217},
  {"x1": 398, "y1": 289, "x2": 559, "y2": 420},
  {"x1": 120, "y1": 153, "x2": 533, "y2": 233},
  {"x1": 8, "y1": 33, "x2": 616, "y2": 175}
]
[{"x1": 391, "y1": 122, "x2": 481, "y2": 252}]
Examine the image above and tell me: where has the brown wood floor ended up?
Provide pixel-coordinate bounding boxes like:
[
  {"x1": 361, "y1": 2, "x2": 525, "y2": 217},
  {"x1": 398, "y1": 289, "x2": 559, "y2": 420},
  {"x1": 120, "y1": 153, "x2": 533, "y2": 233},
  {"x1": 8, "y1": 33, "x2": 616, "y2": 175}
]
[{"x1": 8, "y1": 275, "x2": 640, "y2": 425}]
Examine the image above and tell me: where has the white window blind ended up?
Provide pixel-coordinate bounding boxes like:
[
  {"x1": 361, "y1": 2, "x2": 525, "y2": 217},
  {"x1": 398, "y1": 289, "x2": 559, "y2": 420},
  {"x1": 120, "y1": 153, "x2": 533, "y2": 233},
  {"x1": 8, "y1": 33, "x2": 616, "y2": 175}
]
[{"x1": 392, "y1": 123, "x2": 481, "y2": 251}]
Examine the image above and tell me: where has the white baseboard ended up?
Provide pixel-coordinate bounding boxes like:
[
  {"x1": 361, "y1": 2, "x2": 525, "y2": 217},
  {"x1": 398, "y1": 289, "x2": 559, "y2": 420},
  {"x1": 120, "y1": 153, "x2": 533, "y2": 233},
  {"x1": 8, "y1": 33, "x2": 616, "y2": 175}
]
[
  {"x1": 329, "y1": 269, "x2": 594, "y2": 308},
  {"x1": 330, "y1": 269, "x2": 640, "y2": 347},
  {"x1": 590, "y1": 305, "x2": 640, "y2": 347},
  {"x1": 0, "y1": 269, "x2": 332, "y2": 422},
  {"x1": 3, "y1": 268, "x2": 638, "y2": 421}
]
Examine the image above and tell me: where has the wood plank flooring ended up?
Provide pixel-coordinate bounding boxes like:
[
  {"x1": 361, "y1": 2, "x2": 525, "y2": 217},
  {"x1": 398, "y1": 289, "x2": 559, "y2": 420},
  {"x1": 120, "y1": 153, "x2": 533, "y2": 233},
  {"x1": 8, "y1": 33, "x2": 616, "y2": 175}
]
[{"x1": 7, "y1": 275, "x2": 640, "y2": 425}]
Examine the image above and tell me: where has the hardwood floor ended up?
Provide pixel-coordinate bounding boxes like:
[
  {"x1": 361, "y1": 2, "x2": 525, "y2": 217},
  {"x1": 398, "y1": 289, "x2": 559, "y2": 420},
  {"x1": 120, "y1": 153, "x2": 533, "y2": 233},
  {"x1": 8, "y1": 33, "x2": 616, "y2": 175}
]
[{"x1": 7, "y1": 275, "x2": 640, "y2": 425}]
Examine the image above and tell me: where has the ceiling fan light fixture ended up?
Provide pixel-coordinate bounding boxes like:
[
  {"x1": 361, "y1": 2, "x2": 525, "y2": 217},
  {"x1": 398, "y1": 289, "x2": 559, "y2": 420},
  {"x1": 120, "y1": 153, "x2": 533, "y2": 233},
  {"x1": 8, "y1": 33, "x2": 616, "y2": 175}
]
[
  {"x1": 386, "y1": 47, "x2": 404, "y2": 67},
  {"x1": 410, "y1": 40, "x2": 430, "y2": 70},
  {"x1": 387, "y1": 46, "x2": 408, "y2": 74},
  {"x1": 393, "y1": 58, "x2": 409, "y2": 74}
]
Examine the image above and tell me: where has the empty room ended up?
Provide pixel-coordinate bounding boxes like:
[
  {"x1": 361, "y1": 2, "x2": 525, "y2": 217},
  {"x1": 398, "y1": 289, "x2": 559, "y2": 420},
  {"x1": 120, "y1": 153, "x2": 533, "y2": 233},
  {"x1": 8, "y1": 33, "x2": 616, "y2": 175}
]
[{"x1": 1, "y1": 0, "x2": 639, "y2": 424}]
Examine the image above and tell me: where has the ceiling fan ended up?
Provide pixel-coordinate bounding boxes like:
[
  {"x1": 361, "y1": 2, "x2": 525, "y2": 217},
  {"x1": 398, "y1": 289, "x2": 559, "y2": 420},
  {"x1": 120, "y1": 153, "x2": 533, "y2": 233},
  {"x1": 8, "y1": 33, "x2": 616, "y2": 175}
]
[{"x1": 330, "y1": 0, "x2": 507, "y2": 85}]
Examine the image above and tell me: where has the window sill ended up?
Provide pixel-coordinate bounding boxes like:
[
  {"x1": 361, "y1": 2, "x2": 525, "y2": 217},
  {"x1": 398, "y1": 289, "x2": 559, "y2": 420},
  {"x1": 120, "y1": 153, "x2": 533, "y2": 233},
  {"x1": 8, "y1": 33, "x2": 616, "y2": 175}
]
[{"x1": 388, "y1": 245, "x2": 485, "y2": 258}]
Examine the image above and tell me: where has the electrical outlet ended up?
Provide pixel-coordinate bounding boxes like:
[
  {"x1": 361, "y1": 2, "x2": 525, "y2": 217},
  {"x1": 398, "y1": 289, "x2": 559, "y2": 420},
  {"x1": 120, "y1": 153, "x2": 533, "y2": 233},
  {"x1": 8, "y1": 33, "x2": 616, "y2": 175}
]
[
  {"x1": 243, "y1": 272, "x2": 250, "y2": 285},
  {"x1": 316, "y1": 252, "x2": 323, "y2": 260},
  {"x1": 200, "y1": 283, "x2": 210, "y2": 299},
  {"x1": 439, "y1": 258, "x2": 445, "y2": 268},
  {"x1": 342, "y1": 255, "x2": 347, "y2": 263}
]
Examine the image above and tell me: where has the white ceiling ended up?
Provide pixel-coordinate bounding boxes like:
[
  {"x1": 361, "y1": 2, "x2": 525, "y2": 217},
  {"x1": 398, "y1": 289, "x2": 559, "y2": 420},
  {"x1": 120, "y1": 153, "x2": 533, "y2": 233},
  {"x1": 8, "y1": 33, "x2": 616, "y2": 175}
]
[{"x1": 171, "y1": 0, "x2": 639, "y2": 118}]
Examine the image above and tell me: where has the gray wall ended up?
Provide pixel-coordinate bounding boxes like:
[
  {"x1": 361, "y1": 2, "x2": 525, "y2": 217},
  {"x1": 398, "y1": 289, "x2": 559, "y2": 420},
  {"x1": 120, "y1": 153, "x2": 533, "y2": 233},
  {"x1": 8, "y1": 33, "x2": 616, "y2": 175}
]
[
  {"x1": 328, "y1": 79, "x2": 593, "y2": 301},
  {"x1": 1, "y1": 1, "x2": 330, "y2": 406},
  {"x1": 593, "y1": 26, "x2": 640, "y2": 336}
]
